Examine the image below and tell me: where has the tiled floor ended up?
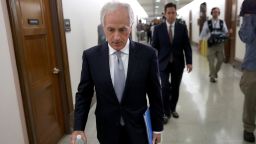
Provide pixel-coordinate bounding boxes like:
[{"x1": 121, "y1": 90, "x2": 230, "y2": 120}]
[{"x1": 59, "y1": 47, "x2": 254, "y2": 144}]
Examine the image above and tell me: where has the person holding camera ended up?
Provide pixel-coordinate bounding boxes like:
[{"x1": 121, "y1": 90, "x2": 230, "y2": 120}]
[{"x1": 200, "y1": 7, "x2": 229, "y2": 83}]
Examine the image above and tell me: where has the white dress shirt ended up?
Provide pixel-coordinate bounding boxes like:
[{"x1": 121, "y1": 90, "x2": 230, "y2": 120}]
[{"x1": 109, "y1": 39, "x2": 129, "y2": 85}]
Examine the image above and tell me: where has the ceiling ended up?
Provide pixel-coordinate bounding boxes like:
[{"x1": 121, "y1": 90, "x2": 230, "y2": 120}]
[{"x1": 137, "y1": 0, "x2": 193, "y2": 18}]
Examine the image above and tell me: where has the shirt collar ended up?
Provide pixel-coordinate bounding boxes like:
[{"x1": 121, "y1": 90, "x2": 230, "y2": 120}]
[
  {"x1": 211, "y1": 18, "x2": 219, "y2": 22},
  {"x1": 109, "y1": 39, "x2": 130, "y2": 55},
  {"x1": 166, "y1": 21, "x2": 175, "y2": 28}
]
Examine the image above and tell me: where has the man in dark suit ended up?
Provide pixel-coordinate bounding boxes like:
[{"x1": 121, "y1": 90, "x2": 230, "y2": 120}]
[
  {"x1": 152, "y1": 2, "x2": 192, "y2": 124},
  {"x1": 71, "y1": 2, "x2": 163, "y2": 144}
]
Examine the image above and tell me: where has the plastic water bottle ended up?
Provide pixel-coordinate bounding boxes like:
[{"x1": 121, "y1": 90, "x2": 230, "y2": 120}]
[{"x1": 76, "y1": 135, "x2": 86, "y2": 144}]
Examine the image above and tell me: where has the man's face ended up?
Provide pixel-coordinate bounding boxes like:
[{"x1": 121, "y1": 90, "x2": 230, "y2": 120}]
[
  {"x1": 165, "y1": 7, "x2": 177, "y2": 24},
  {"x1": 104, "y1": 7, "x2": 131, "y2": 51},
  {"x1": 212, "y1": 8, "x2": 220, "y2": 19}
]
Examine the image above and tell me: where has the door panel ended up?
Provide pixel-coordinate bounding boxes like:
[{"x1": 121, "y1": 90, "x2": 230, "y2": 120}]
[
  {"x1": 24, "y1": 35, "x2": 50, "y2": 82},
  {"x1": 20, "y1": 0, "x2": 44, "y2": 28},
  {"x1": 8, "y1": 0, "x2": 65, "y2": 143}
]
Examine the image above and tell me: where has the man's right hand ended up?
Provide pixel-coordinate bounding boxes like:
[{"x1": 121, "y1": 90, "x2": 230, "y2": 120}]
[
  {"x1": 153, "y1": 133, "x2": 162, "y2": 144},
  {"x1": 70, "y1": 131, "x2": 87, "y2": 144}
]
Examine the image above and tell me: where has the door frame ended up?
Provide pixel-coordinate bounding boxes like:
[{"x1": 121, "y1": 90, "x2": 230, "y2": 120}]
[
  {"x1": 224, "y1": 0, "x2": 237, "y2": 63},
  {"x1": 189, "y1": 10, "x2": 192, "y2": 40},
  {"x1": 6, "y1": 0, "x2": 73, "y2": 143}
]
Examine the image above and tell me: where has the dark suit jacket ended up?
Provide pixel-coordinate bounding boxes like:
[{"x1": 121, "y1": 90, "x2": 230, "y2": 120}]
[
  {"x1": 151, "y1": 21, "x2": 192, "y2": 72},
  {"x1": 74, "y1": 41, "x2": 163, "y2": 144}
]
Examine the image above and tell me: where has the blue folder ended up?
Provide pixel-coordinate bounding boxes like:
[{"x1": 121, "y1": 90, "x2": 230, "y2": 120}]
[{"x1": 143, "y1": 108, "x2": 153, "y2": 144}]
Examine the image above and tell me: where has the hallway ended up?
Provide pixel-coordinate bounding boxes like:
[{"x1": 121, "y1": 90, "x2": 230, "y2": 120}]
[
  {"x1": 161, "y1": 47, "x2": 245, "y2": 144},
  {"x1": 58, "y1": 47, "x2": 252, "y2": 144},
  {"x1": 1, "y1": 0, "x2": 251, "y2": 143}
]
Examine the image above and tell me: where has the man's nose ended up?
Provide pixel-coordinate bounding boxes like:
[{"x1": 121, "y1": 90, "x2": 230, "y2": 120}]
[{"x1": 113, "y1": 32, "x2": 121, "y2": 40}]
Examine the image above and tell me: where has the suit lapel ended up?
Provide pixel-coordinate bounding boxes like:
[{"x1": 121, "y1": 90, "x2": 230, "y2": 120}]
[
  {"x1": 162, "y1": 23, "x2": 170, "y2": 43},
  {"x1": 161, "y1": 22, "x2": 172, "y2": 47},
  {"x1": 173, "y1": 22, "x2": 178, "y2": 44},
  {"x1": 162, "y1": 22, "x2": 169, "y2": 37},
  {"x1": 101, "y1": 43, "x2": 119, "y2": 102},
  {"x1": 173, "y1": 22, "x2": 181, "y2": 45},
  {"x1": 121, "y1": 41, "x2": 138, "y2": 103}
]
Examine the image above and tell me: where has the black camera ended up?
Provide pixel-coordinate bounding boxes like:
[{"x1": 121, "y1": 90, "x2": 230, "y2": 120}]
[{"x1": 208, "y1": 33, "x2": 228, "y2": 47}]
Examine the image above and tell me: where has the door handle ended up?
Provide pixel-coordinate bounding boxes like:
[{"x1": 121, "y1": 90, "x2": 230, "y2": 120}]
[{"x1": 52, "y1": 67, "x2": 61, "y2": 74}]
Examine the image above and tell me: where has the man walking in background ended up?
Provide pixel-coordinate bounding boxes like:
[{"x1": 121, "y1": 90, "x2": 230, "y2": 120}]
[
  {"x1": 199, "y1": 7, "x2": 229, "y2": 83},
  {"x1": 152, "y1": 2, "x2": 192, "y2": 124},
  {"x1": 136, "y1": 19, "x2": 143, "y2": 42}
]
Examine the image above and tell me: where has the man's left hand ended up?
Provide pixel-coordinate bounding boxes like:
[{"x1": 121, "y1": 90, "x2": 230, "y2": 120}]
[{"x1": 186, "y1": 64, "x2": 192, "y2": 73}]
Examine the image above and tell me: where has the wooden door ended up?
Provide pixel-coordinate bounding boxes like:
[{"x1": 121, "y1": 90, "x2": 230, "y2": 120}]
[{"x1": 7, "y1": 0, "x2": 68, "y2": 143}]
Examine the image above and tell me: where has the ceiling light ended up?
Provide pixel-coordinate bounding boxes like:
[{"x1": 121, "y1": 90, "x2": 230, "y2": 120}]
[
  {"x1": 156, "y1": 0, "x2": 160, "y2": 2},
  {"x1": 155, "y1": 6, "x2": 159, "y2": 8}
]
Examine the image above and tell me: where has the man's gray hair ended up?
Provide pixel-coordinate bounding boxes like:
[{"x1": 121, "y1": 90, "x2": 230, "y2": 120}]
[{"x1": 100, "y1": 2, "x2": 134, "y2": 27}]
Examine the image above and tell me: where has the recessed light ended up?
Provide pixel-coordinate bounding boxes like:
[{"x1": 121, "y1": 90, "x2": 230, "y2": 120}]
[{"x1": 155, "y1": 6, "x2": 159, "y2": 8}]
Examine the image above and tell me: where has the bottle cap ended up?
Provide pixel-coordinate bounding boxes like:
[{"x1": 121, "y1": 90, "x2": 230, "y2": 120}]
[{"x1": 76, "y1": 135, "x2": 82, "y2": 139}]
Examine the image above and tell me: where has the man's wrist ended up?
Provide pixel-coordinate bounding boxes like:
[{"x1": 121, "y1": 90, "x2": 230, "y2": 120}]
[{"x1": 153, "y1": 131, "x2": 163, "y2": 134}]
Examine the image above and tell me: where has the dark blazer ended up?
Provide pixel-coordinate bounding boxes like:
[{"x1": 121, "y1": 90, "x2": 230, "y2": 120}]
[
  {"x1": 152, "y1": 22, "x2": 192, "y2": 71},
  {"x1": 74, "y1": 41, "x2": 163, "y2": 144}
]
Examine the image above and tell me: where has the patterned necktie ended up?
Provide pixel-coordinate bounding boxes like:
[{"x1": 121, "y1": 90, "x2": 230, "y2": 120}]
[
  {"x1": 169, "y1": 25, "x2": 173, "y2": 44},
  {"x1": 114, "y1": 51, "x2": 125, "y2": 103}
]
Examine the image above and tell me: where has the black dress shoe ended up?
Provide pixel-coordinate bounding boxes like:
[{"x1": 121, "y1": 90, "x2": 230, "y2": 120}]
[
  {"x1": 172, "y1": 112, "x2": 179, "y2": 118},
  {"x1": 163, "y1": 115, "x2": 170, "y2": 124},
  {"x1": 244, "y1": 130, "x2": 255, "y2": 142}
]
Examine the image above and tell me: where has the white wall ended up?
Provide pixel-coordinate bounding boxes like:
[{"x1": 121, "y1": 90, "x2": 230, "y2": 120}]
[
  {"x1": 177, "y1": 8, "x2": 189, "y2": 25},
  {"x1": 0, "y1": 1, "x2": 28, "y2": 143},
  {"x1": 62, "y1": 0, "x2": 104, "y2": 102},
  {"x1": 235, "y1": 0, "x2": 246, "y2": 61},
  {"x1": 62, "y1": 0, "x2": 144, "y2": 102},
  {"x1": 178, "y1": 0, "x2": 226, "y2": 43}
]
